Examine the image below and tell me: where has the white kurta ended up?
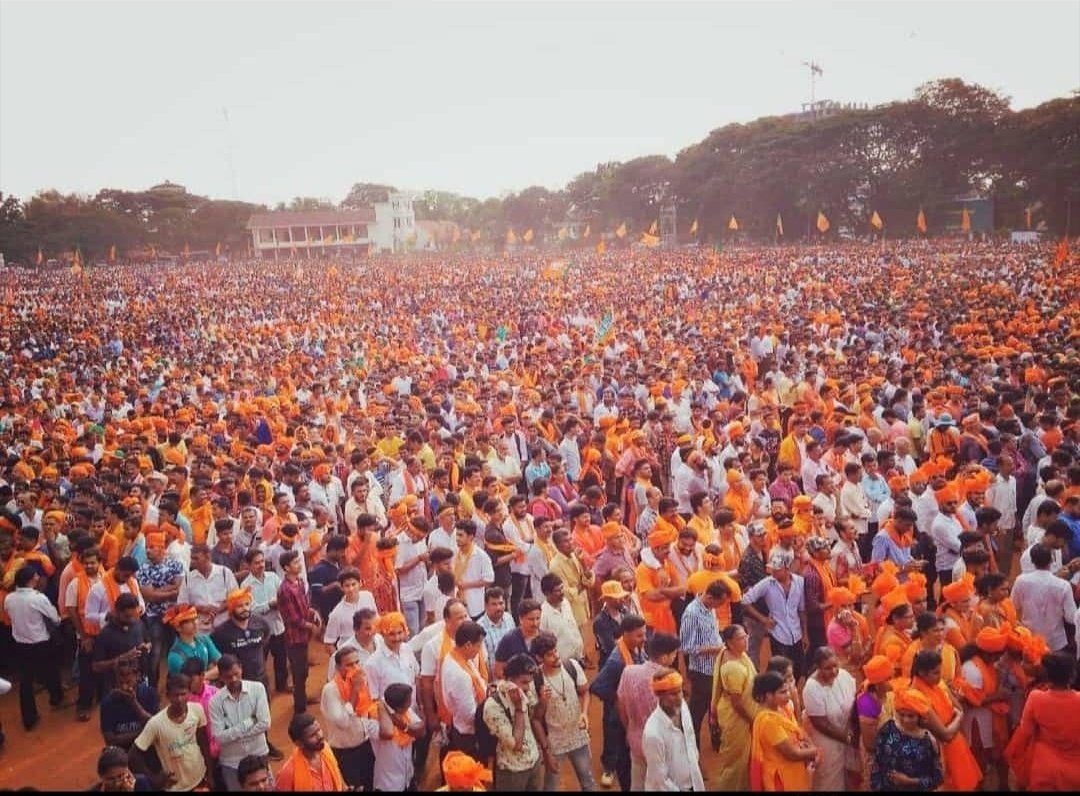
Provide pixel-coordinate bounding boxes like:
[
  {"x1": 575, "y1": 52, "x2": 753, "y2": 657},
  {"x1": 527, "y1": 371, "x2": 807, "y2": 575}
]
[{"x1": 802, "y1": 668, "x2": 858, "y2": 792}]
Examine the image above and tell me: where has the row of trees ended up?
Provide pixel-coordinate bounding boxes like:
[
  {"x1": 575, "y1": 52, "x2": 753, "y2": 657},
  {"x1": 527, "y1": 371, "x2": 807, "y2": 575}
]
[{"x1": 1, "y1": 79, "x2": 1076, "y2": 263}]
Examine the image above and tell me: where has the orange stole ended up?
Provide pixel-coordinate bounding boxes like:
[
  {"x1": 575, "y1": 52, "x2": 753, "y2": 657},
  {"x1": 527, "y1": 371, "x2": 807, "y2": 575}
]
[{"x1": 912, "y1": 677, "x2": 982, "y2": 791}]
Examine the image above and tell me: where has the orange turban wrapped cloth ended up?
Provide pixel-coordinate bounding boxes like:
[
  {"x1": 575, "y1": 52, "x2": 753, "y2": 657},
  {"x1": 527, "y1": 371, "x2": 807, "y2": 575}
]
[
  {"x1": 313, "y1": 464, "x2": 332, "y2": 480},
  {"x1": 378, "y1": 612, "x2": 409, "y2": 638},
  {"x1": 942, "y1": 578, "x2": 975, "y2": 605},
  {"x1": 226, "y1": 587, "x2": 252, "y2": 611},
  {"x1": 888, "y1": 475, "x2": 909, "y2": 492},
  {"x1": 881, "y1": 587, "x2": 911, "y2": 615},
  {"x1": 164, "y1": 604, "x2": 198, "y2": 629},
  {"x1": 601, "y1": 521, "x2": 623, "y2": 540},
  {"x1": 871, "y1": 562, "x2": 900, "y2": 598},
  {"x1": 145, "y1": 532, "x2": 167, "y2": 551},
  {"x1": 934, "y1": 484, "x2": 960, "y2": 504},
  {"x1": 827, "y1": 587, "x2": 856, "y2": 608},
  {"x1": 442, "y1": 751, "x2": 493, "y2": 791},
  {"x1": 648, "y1": 520, "x2": 678, "y2": 549},
  {"x1": 894, "y1": 688, "x2": 932, "y2": 716},
  {"x1": 975, "y1": 626, "x2": 1010, "y2": 653},
  {"x1": 863, "y1": 655, "x2": 894, "y2": 685},
  {"x1": 651, "y1": 671, "x2": 684, "y2": 693},
  {"x1": 904, "y1": 572, "x2": 928, "y2": 602}
]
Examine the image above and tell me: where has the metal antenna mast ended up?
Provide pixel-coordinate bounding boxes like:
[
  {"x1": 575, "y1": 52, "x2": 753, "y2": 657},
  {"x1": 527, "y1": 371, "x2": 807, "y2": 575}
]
[{"x1": 801, "y1": 60, "x2": 823, "y2": 109}]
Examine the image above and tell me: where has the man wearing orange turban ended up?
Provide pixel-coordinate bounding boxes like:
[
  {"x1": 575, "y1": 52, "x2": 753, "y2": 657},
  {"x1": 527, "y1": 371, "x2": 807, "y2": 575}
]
[
  {"x1": 439, "y1": 750, "x2": 493, "y2": 791},
  {"x1": 930, "y1": 483, "x2": 964, "y2": 592}
]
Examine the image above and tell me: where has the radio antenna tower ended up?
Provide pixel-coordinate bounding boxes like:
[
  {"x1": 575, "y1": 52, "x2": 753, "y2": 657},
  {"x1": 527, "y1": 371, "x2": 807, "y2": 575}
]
[{"x1": 801, "y1": 60, "x2": 823, "y2": 108}]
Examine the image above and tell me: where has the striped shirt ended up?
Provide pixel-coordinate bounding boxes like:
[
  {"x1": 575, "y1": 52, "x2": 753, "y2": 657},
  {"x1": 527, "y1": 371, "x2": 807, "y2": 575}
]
[{"x1": 678, "y1": 597, "x2": 722, "y2": 676}]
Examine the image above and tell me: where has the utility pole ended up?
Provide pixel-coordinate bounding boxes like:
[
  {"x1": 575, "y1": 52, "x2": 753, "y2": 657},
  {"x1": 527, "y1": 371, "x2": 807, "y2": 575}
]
[{"x1": 801, "y1": 60, "x2": 823, "y2": 112}]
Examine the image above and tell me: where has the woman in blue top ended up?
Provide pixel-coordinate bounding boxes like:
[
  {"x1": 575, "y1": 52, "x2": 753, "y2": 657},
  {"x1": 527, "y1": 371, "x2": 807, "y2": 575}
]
[{"x1": 164, "y1": 604, "x2": 221, "y2": 678}]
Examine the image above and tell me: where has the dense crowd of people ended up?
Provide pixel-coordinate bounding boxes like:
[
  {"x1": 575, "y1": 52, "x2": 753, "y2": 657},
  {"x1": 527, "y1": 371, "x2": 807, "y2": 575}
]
[{"x1": 0, "y1": 238, "x2": 1078, "y2": 792}]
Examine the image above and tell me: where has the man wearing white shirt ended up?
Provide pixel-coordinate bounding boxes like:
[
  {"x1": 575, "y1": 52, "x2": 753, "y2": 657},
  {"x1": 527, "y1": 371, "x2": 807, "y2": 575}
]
[
  {"x1": 321, "y1": 646, "x2": 378, "y2": 791},
  {"x1": 423, "y1": 547, "x2": 455, "y2": 627},
  {"x1": 344, "y1": 480, "x2": 387, "y2": 533},
  {"x1": 559, "y1": 420, "x2": 583, "y2": 484},
  {"x1": 179, "y1": 544, "x2": 240, "y2": 633},
  {"x1": 988, "y1": 456, "x2": 1018, "y2": 570},
  {"x1": 839, "y1": 462, "x2": 872, "y2": 559},
  {"x1": 362, "y1": 615, "x2": 420, "y2": 717},
  {"x1": 1019, "y1": 520, "x2": 1073, "y2": 576},
  {"x1": 394, "y1": 520, "x2": 429, "y2": 636},
  {"x1": 502, "y1": 496, "x2": 536, "y2": 614},
  {"x1": 6, "y1": 566, "x2": 63, "y2": 730},
  {"x1": 593, "y1": 390, "x2": 620, "y2": 425},
  {"x1": 642, "y1": 668, "x2": 705, "y2": 792},
  {"x1": 85, "y1": 556, "x2": 146, "y2": 629},
  {"x1": 930, "y1": 489, "x2": 965, "y2": 587},
  {"x1": 428, "y1": 506, "x2": 456, "y2": 553},
  {"x1": 811, "y1": 475, "x2": 839, "y2": 527},
  {"x1": 800, "y1": 441, "x2": 833, "y2": 498},
  {"x1": 538, "y1": 573, "x2": 584, "y2": 663},
  {"x1": 452, "y1": 521, "x2": 495, "y2": 617},
  {"x1": 327, "y1": 608, "x2": 382, "y2": 682},
  {"x1": 1012, "y1": 544, "x2": 1076, "y2": 652},
  {"x1": 243, "y1": 549, "x2": 287, "y2": 694},
  {"x1": 1025, "y1": 499, "x2": 1063, "y2": 550},
  {"x1": 439, "y1": 621, "x2": 489, "y2": 754},
  {"x1": 209, "y1": 655, "x2": 271, "y2": 791}
]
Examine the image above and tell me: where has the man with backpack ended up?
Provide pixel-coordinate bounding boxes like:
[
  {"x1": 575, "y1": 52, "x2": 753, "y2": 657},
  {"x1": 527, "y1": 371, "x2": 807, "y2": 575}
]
[
  {"x1": 529, "y1": 632, "x2": 595, "y2": 791},
  {"x1": 478, "y1": 652, "x2": 544, "y2": 790}
]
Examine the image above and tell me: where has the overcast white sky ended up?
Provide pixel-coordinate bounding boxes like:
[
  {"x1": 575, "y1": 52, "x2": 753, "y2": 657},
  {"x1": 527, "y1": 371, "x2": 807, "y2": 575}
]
[{"x1": 1, "y1": 0, "x2": 1077, "y2": 206}]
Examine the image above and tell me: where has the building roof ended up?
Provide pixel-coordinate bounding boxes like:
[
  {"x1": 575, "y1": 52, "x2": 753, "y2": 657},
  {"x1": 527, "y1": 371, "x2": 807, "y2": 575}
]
[{"x1": 247, "y1": 209, "x2": 375, "y2": 229}]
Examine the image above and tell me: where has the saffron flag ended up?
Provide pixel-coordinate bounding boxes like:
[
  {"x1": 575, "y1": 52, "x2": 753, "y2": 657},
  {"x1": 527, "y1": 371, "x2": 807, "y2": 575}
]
[
  {"x1": 960, "y1": 207, "x2": 971, "y2": 232},
  {"x1": 523, "y1": 229, "x2": 534, "y2": 243},
  {"x1": 107, "y1": 244, "x2": 116, "y2": 263},
  {"x1": 776, "y1": 213, "x2": 784, "y2": 237},
  {"x1": 36, "y1": 247, "x2": 43, "y2": 266},
  {"x1": 917, "y1": 208, "x2": 927, "y2": 233},
  {"x1": 870, "y1": 211, "x2": 883, "y2": 230},
  {"x1": 72, "y1": 248, "x2": 81, "y2": 267},
  {"x1": 557, "y1": 226, "x2": 568, "y2": 241},
  {"x1": 596, "y1": 240, "x2": 606, "y2": 255},
  {"x1": 728, "y1": 215, "x2": 739, "y2": 231},
  {"x1": 150, "y1": 245, "x2": 157, "y2": 258},
  {"x1": 648, "y1": 220, "x2": 658, "y2": 235},
  {"x1": 689, "y1": 218, "x2": 698, "y2": 235},
  {"x1": 816, "y1": 211, "x2": 830, "y2": 233},
  {"x1": 471, "y1": 229, "x2": 481, "y2": 242},
  {"x1": 583, "y1": 224, "x2": 591, "y2": 239},
  {"x1": 641, "y1": 232, "x2": 660, "y2": 248},
  {"x1": 506, "y1": 229, "x2": 517, "y2": 245},
  {"x1": 615, "y1": 222, "x2": 627, "y2": 239},
  {"x1": 1025, "y1": 208, "x2": 1032, "y2": 230},
  {"x1": 1053, "y1": 239, "x2": 1069, "y2": 267}
]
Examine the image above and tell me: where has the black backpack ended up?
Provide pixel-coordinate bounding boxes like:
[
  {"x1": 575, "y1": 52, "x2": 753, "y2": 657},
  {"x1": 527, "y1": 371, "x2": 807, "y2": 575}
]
[{"x1": 474, "y1": 695, "x2": 511, "y2": 766}]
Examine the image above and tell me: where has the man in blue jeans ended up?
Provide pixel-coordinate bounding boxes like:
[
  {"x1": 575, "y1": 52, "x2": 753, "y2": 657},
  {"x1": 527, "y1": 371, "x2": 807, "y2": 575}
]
[{"x1": 588, "y1": 614, "x2": 647, "y2": 790}]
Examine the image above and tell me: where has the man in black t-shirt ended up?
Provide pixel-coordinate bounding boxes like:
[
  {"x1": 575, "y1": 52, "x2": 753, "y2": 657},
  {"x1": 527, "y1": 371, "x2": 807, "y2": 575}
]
[
  {"x1": 211, "y1": 589, "x2": 271, "y2": 688},
  {"x1": 307, "y1": 536, "x2": 347, "y2": 621},
  {"x1": 99, "y1": 658, "x2": 159, "y2": 749},
  {"x1": 92, "y1": 594, "x2": 150, "y2": 690}
]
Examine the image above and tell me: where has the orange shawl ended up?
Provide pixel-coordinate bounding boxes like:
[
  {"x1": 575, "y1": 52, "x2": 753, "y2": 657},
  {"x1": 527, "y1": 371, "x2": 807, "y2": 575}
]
[
  {"x1": 289, "y1": 746, "x2": 345, "y2": 791},
  {"x1": 912, "y1": 676, "x2": 982, "y2": 791},
  {"x1": 334, "y1": 669, "x2": 376, "y2": 719}
]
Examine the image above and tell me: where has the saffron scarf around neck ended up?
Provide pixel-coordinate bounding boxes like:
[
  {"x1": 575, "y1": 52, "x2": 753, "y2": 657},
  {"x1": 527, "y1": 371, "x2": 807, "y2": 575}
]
[{"x1": 290, "y1": 745, "x2": 345, "y2": 792}]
